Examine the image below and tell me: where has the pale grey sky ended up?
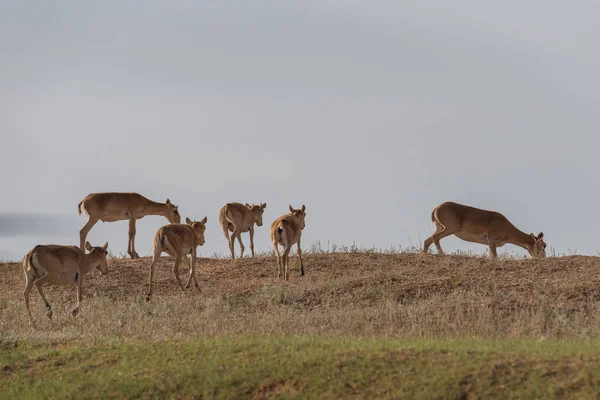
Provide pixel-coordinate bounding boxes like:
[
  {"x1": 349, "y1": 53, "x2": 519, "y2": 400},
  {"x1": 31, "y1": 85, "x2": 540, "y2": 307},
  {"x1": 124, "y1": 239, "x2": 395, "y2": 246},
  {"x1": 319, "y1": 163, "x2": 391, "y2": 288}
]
[{"x1": 1, "y1": 0, "x2": 599, "y2": 261}]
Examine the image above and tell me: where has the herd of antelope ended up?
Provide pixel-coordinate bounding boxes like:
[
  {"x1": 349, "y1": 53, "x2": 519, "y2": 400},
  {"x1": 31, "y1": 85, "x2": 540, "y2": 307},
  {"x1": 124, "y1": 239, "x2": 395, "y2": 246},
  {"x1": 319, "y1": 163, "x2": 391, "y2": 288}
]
[{"x1": 20, "y1": 191, "x2": 546, "y2": 324}]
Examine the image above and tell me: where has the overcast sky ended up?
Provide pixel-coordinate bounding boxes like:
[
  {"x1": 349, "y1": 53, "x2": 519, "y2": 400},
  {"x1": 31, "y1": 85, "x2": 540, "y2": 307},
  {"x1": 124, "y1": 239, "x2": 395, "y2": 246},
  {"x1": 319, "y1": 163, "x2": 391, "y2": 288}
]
[{"x1": 1, "y1": 1, "x2": 599, "y2": 261}]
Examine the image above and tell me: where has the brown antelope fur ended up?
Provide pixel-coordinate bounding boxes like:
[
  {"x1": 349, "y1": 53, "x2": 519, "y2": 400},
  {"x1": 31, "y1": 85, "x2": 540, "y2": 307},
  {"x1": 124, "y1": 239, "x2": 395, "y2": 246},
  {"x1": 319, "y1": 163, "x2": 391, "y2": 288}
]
[
  {"x1": 22, "y1": 241, "x2": 109, "y2": 325},
  {"x1": 146, "y1": 216, "x2": 207, "y2": 301},
  {"x1": 78, "y1": 192, "x2": 181, "y2": 259},
  {"x1": 423, "y1": 201, "x2": 547, "y2": 259},
  {"x1": 219, "y1": 202, "x2": 267, "y2": 259},
  {"x1": 270, "y1": 205, "x2": 307, "y2": 280}
]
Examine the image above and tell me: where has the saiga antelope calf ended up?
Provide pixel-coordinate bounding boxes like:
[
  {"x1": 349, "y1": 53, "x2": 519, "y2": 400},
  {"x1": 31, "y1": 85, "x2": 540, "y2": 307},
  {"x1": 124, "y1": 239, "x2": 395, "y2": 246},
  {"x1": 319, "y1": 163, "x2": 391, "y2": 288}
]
[
  {"x1": 423, "y1": 201, "x2": 547, "y2": 259},
  {"x1": 146, "y1": 216, "x2": 207, "y2": 301},
  {"x1": 219, "y1": 202, "x2": 267, "y2": 259},
  {"x1": 270, "y1": 205, "x2": 307, "y2": 280},
  {"x1": 22, "y1": 241, "x2": 109, "y2": 325},
  {"x1": 78, "y1": 192, "x2": 181, "y2": 259}
]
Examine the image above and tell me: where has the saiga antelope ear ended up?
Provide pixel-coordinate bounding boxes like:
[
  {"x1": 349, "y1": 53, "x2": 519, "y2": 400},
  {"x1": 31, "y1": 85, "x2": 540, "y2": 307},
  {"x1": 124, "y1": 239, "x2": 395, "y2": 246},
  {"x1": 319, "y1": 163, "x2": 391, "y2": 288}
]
[
  {"x1": 537, "y1": 232, "x2": 544, "y2": 239},
  {"x1": 102, "y1": 241, "x2": 109, "y2": 250},
  {"x1": 166, "y1": 199, "x2": 172, "y2": 205},
  {"x1": 245, "y1": 203, "x2": 251, "y2": 208},
  {"x1": 85, "y1": 241, "x2": 93, "y2": 251},
  {"x1": 301, "y1": 205, "x2": 306, "y2": 212},
  {"x1": 200, "y1": 216, "x2": 208, "y2": 224},
  {"x1": 261, "y1": 203, "x2": 267, "y2": 210},
  {"x1": 289, "y1": 205, "x2": 295, "y2": 213},
  {"x1": 185, "y1": 217, "x2": 193, "y2": 225}
]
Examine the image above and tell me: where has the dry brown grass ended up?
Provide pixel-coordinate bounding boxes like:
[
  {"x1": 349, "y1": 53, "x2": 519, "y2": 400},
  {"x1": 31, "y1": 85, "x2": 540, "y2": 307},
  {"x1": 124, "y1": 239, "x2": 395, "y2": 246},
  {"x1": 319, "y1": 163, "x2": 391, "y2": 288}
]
[{"x1": 2, "y1": 251, "x2": 600, "y2": 342}]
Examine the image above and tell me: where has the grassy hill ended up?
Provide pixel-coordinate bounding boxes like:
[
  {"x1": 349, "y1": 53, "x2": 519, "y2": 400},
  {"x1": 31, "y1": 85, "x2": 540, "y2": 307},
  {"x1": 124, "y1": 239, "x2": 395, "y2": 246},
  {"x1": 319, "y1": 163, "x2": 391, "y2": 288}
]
[{"x1": 2, "y1": 251, "x2": 600, "y2": 398}]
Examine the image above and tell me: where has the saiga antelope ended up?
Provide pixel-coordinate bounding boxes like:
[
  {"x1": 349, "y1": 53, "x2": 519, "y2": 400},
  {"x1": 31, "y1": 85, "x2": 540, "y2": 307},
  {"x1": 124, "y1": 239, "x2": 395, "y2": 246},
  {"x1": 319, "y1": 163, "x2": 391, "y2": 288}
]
[
  {"x1": 423, "y1": 201, "x2": 547, "y2": 259},
  {"x1": 146, "y1": 216, "x2": 207, "y2": 301},
  {"x1": 270, "y1": 205, "x2": 306, "y2": 280},
  {"x1": 219, "y1": 202, "x2": 267, "y2": 259},
  {"x1": 22, "y1": 241, "x2": 109, "y2": 325},
  {"x1": 78, "y1": 192, "x2": 181, "y2": 259}
]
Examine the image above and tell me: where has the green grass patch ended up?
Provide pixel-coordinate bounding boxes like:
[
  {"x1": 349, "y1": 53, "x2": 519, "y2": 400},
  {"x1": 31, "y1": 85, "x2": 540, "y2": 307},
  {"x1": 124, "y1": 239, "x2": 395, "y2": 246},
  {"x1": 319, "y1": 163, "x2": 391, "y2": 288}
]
[{"x1": 2, "y1": 337, "x2": 600, "y2": 399}]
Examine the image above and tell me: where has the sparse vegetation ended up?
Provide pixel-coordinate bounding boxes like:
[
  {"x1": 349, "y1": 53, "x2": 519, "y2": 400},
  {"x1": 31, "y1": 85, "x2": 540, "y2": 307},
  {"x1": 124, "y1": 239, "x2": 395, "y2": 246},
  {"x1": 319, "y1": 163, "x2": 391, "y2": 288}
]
[{"x1": 2, "y1": 249, "x2": 600, "y2": 397}]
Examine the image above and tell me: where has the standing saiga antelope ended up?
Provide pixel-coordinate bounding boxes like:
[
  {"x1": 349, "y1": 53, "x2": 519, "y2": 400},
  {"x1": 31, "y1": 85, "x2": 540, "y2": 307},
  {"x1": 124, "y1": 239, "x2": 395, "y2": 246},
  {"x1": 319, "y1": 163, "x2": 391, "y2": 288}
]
[
  {"x1": 78, "y1": 192, "x2": 181, "y2": 259},
  {"x1": 146, "y1": 216, "x2": 207, "y2": 301},
  {"x1": 423, "y1": 201, "x2": 547, "y2": 259},
  {"x1": 22, "y1": 241, "x2": 109, "y2": 325},
  {"x1": 219, "y1": 202, "x2": 267, "y2": 259},
  {"x1": 270, "y1": 205, "x2": 307, "y2": 280}
]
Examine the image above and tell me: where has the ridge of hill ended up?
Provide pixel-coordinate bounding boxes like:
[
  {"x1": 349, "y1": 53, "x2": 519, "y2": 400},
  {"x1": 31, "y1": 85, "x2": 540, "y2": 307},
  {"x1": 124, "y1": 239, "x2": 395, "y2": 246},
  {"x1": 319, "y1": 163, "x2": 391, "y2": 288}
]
[{"x1": 1, "y1": 252, "x2": 600, "y2": 341}]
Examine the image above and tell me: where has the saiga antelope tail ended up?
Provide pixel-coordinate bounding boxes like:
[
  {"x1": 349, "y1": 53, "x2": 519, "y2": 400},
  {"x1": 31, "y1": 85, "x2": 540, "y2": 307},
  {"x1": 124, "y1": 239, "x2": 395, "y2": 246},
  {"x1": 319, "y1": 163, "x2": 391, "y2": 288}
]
[
  {"x1": 431, "y1": 206, "x2": 446, "y2": 232},
  {"x1": 219, "y1": 208, "x2": 232, "y2": 240},
  {"x1": 23, "y1": 246, "x2": 39, "y2": 277}
]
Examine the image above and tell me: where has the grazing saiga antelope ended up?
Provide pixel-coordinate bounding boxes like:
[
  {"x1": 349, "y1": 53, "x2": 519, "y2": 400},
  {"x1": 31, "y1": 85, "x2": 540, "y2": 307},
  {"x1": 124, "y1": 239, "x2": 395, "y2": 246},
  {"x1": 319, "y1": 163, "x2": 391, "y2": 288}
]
[
  {"x1": 78, "y1": 192, "x2": 181, "y2": 259},
  {"x1": 219, "y1": 202, "x2": 267, "y2": 259},
  {"x1": 22, "y1": 241, "x2": 109, "y2": 325},
  {"x1": 423, "y1": 201, "x2": 547, "y2": 259},
  {"x1": 146, "y1": 216, "x2": 207, "y2": 301},
  {"x1": 270, "y1": 205, "x2": 307, "y2": 280}
]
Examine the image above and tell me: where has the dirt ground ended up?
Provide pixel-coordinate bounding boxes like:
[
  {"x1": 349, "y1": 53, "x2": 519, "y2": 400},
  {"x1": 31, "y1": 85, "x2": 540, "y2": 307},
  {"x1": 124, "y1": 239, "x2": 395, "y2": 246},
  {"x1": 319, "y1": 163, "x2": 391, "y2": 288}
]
[
  {"x1": 2, "y1": 252, "x2": 600, "y2": 305},
  {"x1": 2, "y1": 252, "x2": 600, "y2": 340}
]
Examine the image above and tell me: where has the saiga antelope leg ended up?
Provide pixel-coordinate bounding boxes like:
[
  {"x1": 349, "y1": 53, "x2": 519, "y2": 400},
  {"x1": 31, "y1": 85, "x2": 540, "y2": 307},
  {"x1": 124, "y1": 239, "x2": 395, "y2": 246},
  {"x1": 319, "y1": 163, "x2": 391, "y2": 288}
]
[
  {"x1": 431, "y1": 229, "x2": 455, "y2": 255},
  {"x1": 485, "y1": 235, "x2": 498, "y2": 259},
  {"x1": 185, "y1": 248, "x2": 200, "y2": 289},
  {"x1": 172, "y1": 252, "x2": 185, "y2": 291},
  {"x1": 23, "y1": 275, "x2": 35, "y2": 325},
  {"x1": 273, "y1": 242, "x2": 282, "y2": 277},
  {"x1": 34, "y1": 277, "x2": 53, "y2": 318},
  {"x1": 423, "y1": 222, "x2": 445, "y2": 253},
  {"x1": 281, "y1": 245, "x2": 292, "y2": 281},
  {"x1": 297, "y1": 237, "x2": 304, "y2": 276},
  {"x1": 127, "y1": 215, "x2": 139, "y2": 259},
  {"x1": 232, "y1": 229, "x2": 245, "y2": 258},
  {"x1": 146, "y1": 245, "x2": 162, "y2": 301},
  {"x1": 249, "y1": 227, "x2": 256, "y2": 257},
  {"x1": 79, "y1": 216, "x2": 99, "y2": 253},
  {"x1": 488, "y1": 244, "x2": 498, "y2": 259},
  {"x1": 72, "y1": 275, "x2": 83, "y2": 316},
  {"x1": 222, "y1": 223, "x2": 235, "y2": 259}
]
